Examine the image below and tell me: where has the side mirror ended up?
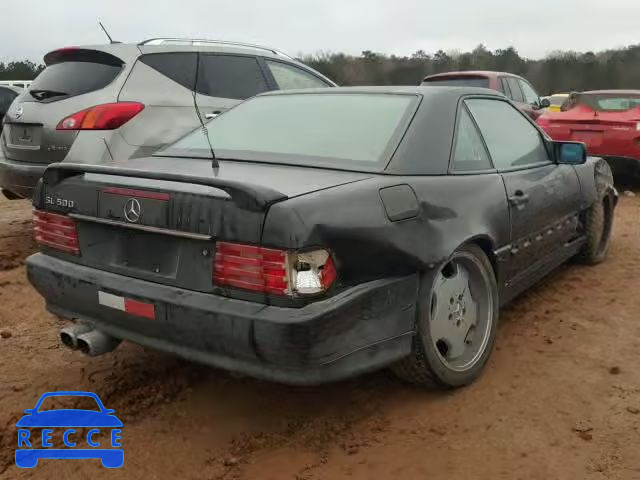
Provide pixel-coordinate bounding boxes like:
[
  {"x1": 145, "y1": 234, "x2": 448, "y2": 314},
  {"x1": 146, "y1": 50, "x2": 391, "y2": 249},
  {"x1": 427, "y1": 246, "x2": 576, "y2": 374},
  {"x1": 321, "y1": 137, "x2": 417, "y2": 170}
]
[
  {"x1": 539, "y1": 98, "x2": 551, "y2": 109},
  {"x1": 556, "y1": 141, "x2": 587, "y2": 164},
  {"x1": 24, "y1": 409, "x2": 34, "y2": 414},
  {"x1": 105, "y1": 409, "x2": 115, "y2": 414}
]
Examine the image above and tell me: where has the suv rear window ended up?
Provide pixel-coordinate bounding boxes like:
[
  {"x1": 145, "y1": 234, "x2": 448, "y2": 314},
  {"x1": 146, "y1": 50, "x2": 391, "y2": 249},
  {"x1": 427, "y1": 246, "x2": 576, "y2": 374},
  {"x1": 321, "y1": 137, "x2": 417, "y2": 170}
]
[
  {"x1": 423, "y1": 77, "x2": 489, "y2": 88},
  {"x1": 26, "y1": 61, "x2": 122, "y2": 103}
]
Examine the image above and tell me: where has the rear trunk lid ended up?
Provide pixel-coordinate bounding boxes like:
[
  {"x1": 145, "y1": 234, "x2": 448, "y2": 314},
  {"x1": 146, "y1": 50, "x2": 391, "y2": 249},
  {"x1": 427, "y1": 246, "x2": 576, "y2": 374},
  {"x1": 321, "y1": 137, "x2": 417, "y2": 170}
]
[
  {"x1": 1, "y1": 47, "x2": 135, "y2": 165},
  {"x1": 33, "y1": 158, "x2": 370, "y2": 293},
  {"x1": 540, "y1": 104, "x2": 640, "y2": 146}
]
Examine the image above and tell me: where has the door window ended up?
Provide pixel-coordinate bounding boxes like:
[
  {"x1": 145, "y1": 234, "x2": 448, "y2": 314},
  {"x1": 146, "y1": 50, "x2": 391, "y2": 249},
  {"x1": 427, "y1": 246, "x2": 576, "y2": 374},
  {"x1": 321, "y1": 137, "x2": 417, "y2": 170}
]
[
  {"x1": 466, "y1": 99, "x2": 549, "y2": 170},
  {"x1": 499, "y1": 78, "x2": 512, "y2": 98},
  {"x1": 140, "y1": 53, "x2": 197, "y2": 90},
  {"x1": 451, "y1": 106, "x2": 493, "y2": 171},
  {"x1": 519, "y1": 80, "x2": 540, "y2": 105},
  {"x1": 196, "y1": 55, "x2": 269, "y2": 100},
  {"x1": 506, "y1": 78, "x2": 524, "y2": 102},
  {"x1": 266, "y1": 60, "x2": 330, "y2": 90}
]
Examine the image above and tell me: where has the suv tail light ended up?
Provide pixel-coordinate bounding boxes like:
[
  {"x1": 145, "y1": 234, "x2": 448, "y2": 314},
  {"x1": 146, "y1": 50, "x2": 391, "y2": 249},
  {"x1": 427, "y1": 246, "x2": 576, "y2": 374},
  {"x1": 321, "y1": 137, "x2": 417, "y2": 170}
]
[
  {"x1": 213, "y1": 242, "x2": 336, "y2": 296},
  {"x1": 33, "y1": 210, "x2": 80, "y2": 255},
  {"x1": 56, "y1": 102, "x2": 144, "y2": 130}
]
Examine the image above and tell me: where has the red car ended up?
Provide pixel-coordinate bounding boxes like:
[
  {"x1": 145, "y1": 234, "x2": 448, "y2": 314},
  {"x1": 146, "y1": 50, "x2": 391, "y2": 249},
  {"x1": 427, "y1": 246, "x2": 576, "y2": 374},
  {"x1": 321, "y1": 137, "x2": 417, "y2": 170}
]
[
  {"x1": 422, "y1": 71, "x2": 549, "y2": 120},
  {"x1": 538, "y1": 90, "x2": 640, "y2": 183}
]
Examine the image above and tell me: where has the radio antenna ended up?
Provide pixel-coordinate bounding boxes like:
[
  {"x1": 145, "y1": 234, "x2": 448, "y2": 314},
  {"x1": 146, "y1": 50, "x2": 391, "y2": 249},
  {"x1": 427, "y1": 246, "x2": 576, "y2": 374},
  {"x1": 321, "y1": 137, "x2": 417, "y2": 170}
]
[
  {"x1": 99, "y1": 22, "x2": 116, "y2": 44},
  {"x1": 191, "y1": 61, "x2": 218, "y2": 170}
]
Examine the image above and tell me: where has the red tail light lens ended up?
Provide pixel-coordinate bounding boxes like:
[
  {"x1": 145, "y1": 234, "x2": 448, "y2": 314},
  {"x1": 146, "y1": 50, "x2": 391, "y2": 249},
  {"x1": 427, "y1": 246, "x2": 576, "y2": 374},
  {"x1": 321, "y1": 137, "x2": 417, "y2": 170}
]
[
  {"x1": 214, "y1": 242, "x2": 289, "y2": 295},
  {"x1": 33, "y1": 210, "x2": 80, "y2": 255},
  {"x1": 56, "y1": 102, "x2": 144, "y2": 130},
  {"x1": 213, "y1": 242, "x2": 337, "y2": 296}
]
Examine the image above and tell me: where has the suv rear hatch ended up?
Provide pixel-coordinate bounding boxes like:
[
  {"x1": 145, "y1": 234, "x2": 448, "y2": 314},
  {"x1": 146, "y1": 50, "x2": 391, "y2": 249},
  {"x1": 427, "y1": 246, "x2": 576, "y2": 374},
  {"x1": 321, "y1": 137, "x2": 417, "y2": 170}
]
[
  {"x1": 1, "y1": 47, "x2": 132, "y2": 165},
  {"x1": 33, "y1": 158, "x2": 370, "y2": 295}
]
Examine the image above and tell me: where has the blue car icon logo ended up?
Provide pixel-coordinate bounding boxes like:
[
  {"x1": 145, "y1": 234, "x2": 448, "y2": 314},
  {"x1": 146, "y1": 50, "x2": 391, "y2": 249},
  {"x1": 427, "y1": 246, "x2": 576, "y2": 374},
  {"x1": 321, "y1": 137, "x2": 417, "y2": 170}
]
[{"x1": 15, "y1": 391, "x2": 123, "y2": 468}]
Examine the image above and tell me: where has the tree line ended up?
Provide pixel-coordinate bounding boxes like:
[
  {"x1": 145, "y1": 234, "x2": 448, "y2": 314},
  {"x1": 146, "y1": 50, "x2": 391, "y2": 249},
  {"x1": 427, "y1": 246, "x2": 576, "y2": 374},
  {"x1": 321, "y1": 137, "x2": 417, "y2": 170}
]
[
  {"x1": 0, "y1": 60, "x2": 44, "y2": 81},
  {"x1": 303, "y1": 44, "x2": 640, "y2": 95},
  {"x1": 3, "y1": 43, "x2": 640, "y2": 95}
]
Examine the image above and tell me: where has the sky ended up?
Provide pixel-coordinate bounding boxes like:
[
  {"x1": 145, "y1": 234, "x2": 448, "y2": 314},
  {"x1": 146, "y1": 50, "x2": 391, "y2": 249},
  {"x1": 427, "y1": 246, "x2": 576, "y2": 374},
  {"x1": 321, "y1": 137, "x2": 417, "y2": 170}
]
[{"x1": 2, "y1": 0, "x2": 639, "y2": 62}]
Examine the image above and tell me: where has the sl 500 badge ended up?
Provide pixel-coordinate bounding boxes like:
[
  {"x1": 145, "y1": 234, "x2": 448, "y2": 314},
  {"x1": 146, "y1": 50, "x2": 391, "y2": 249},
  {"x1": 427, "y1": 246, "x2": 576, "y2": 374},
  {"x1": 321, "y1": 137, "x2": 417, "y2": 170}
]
[{"x1": 45, "y1": 195, "x2": 75, "y2": 209}]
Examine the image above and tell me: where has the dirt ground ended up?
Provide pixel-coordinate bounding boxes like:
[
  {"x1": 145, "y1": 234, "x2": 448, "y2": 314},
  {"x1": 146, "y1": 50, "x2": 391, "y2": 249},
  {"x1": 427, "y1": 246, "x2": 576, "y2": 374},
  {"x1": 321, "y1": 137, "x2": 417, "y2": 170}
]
[{"x1": 1, "y1": 194, "x2": 639, "y2": 480}]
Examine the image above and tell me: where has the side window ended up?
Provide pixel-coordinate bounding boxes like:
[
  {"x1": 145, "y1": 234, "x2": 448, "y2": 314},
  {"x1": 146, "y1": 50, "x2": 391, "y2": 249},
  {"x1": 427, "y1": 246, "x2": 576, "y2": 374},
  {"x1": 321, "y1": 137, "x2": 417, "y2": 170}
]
[
  {"x1": 519, "y1": 80, "x2": 539, "y2": 105},
  {"x1": 265, "y1": 60, "x2": 330, "y2": 90},
  {"x1": 466, "y1": 99, "x2": 550, "y2": 170},
  {"x1": 451, "y1": 106, "x2": 493, "y2": 171},
  {"x1": 196, "y1": 55, "x2": 269, "y2": 100},
  {"x1": 506, "y1": 78, "x2": 524, "y2": 102},
  {"x1": 140, "y1": 53, "x2": 197, "y2": 90},
  {"x1": 0, "y1": 88, "x2": 17, "y2": 112},
  {"x1": 500, "y1": 78, "x2": 512, "y2": 99}
]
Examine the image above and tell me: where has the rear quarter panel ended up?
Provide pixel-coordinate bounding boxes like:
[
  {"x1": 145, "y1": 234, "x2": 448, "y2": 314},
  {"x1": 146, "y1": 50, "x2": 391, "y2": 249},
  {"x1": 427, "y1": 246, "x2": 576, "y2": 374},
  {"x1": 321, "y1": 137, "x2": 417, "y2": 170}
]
[
  {"x1": 262, "y1": 174, "x2": 510, "y2": 288},
  {"x1": 117, "y1": 60, "x2": 202, "y2": 150}
]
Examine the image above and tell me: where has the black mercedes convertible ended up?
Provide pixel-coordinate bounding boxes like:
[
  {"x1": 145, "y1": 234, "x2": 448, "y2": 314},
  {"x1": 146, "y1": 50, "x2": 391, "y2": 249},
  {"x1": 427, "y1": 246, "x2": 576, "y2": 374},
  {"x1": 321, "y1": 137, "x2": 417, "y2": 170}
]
[{"x1": 26, "y1": 86, "x2": 617, "y2": 388}]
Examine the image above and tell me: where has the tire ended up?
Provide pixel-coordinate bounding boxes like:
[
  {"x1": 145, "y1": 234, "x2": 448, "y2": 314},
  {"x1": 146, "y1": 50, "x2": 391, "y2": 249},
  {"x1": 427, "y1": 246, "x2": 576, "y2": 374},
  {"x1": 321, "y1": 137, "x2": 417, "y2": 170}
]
[
  {"x1": 392, "y1": 244, "x2": 499, "y2": 388},
  {"x1": 1, "y1": 189, "x2": 23, "y2": 200},
  {"x1": 578, "y1": 194, "x2": 614, "y2": 265}
]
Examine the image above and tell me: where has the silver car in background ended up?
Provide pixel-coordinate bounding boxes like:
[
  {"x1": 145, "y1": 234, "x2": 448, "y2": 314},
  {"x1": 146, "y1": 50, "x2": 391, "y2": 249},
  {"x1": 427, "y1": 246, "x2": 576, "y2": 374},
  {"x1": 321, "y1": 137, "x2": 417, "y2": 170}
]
[{"x1": 0, "y1": 38, "x2": 335, "y2": 199}]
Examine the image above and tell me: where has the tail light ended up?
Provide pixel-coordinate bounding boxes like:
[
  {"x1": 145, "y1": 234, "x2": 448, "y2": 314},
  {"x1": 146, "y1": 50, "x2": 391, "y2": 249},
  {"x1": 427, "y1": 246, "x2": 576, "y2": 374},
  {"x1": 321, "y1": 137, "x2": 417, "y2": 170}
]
[
  {"x1": 536, "y1": 116, "x2": 550, "y2": 127},
  {"x1": 56, "y1": 102, "x2": 144, "y2": 131},
  {"x1": 33, "y1": 210, "x2": 80, "y2": 255},
  {"x1": 213, "y1": 242, "x2": 336, "y2": 296}
]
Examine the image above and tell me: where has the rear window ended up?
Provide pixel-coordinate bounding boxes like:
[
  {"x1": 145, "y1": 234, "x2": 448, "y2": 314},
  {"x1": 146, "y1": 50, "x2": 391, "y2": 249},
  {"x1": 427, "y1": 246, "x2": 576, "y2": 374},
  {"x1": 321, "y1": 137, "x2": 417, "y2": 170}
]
[
  {"x1": 577, "y1": 94, "x2": 640, "y2": 112},
  {"x1": 27, "y1": 59, "x2": 122, "y2": 102},
  {"x1": 549, "y1": 95, "x2": 567, "y2": 106},
  {"x1": 423, "y1": 77, "x2": 489, "y2": 88},
  {"x1": 160, "y1": 93, "x2": 419, "y2": 170}
]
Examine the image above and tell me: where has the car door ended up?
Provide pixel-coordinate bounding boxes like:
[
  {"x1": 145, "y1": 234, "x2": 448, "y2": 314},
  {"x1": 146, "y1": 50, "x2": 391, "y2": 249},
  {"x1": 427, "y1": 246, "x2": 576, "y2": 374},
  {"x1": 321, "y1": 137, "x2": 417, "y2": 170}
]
[
  {"x1": 465, "y1": 97, "x2": 582, "y2": 284},
  {"x1": 194, "y1": 54, "x2": 272, "y2": 120}
]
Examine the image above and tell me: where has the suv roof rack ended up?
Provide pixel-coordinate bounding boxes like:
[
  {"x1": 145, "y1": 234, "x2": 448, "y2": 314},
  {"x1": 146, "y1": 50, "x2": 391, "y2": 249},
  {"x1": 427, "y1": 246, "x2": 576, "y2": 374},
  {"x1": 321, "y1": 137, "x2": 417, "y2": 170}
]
[{"x1": 139, "y1": 38, "x2": 295, "y2": 60}]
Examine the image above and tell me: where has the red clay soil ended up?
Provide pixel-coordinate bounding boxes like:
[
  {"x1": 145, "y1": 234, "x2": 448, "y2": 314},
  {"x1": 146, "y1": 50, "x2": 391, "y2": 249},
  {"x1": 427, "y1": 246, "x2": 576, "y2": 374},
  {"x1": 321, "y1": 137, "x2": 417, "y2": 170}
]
[{"x1": 1, "y1": 194, "x2": 639, "y2": 480}]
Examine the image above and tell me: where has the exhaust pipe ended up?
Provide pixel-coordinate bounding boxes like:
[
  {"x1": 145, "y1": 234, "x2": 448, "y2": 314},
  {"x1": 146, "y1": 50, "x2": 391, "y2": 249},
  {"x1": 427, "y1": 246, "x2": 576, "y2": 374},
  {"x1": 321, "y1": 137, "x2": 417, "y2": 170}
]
[
  {"x1": 60, "y1": 322, "x2": 94, "y2": 349},
  {"x1": 76, "y1": 330, "x2": 121, "y2": 356}
]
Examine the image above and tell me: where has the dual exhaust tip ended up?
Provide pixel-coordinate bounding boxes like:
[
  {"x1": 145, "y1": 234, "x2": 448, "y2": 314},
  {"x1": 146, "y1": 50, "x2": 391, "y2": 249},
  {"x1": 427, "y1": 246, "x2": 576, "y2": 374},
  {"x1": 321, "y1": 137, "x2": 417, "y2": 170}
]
[{"x1": 60, "y1": 322, "x2": 121, "y2": 356}]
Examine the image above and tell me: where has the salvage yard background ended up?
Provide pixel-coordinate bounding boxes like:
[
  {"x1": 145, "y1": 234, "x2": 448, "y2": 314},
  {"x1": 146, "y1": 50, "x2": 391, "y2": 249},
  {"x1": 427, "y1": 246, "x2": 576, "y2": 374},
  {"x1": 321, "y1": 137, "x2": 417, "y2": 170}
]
[
  {"x1": 4, "y1": 42, "x2": 640, "y2": 93},
  {"x1": 0, "y1": 192, "x2": 639, "y2": 479}
]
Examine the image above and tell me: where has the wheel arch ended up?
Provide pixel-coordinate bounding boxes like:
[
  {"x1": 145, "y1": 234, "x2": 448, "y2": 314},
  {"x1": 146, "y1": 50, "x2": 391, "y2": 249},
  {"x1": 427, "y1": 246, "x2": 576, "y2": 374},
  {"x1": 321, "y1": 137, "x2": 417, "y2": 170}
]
[{"x1": 462, "y1": 235, "x2": 498, "y2": 278}]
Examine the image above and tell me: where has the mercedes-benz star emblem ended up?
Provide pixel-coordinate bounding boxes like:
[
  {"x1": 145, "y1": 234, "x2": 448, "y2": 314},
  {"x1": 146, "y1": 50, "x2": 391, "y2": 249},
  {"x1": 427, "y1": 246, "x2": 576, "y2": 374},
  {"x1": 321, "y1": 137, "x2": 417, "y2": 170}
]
[
  {"x1": 14, "y1": 106, "x2": 23, "y2": 119},
  {"x1": 124, "y1": 198, "x2": 142, "y2": 223}
]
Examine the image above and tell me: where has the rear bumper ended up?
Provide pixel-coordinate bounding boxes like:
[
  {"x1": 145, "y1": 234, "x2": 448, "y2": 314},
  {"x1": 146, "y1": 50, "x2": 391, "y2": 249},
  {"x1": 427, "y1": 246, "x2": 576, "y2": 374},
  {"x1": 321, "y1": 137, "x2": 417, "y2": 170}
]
[
  {"x1": 0, "y1": 150, "x2": 47, "y2": 199},
  {"x1": 26, "y1": 253, "x2": 418, "y2": 385}
]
